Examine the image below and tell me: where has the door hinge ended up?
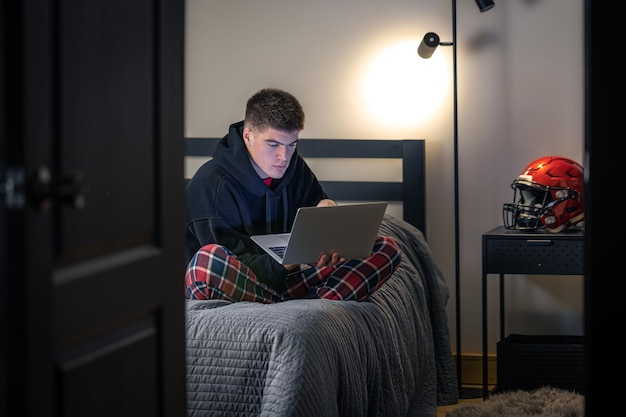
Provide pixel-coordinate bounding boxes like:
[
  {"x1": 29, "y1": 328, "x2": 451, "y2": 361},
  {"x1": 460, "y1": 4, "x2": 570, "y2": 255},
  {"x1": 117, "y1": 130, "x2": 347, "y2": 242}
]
[{"x1": 0, "y1": 167, "x2": 27, "y2": 209}]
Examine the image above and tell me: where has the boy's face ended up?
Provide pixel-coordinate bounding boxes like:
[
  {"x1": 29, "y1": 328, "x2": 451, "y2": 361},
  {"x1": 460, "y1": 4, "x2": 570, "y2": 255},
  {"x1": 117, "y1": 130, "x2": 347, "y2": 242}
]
[{"x1": 243, "y1": 127, "x2": 298, "y2": 179}]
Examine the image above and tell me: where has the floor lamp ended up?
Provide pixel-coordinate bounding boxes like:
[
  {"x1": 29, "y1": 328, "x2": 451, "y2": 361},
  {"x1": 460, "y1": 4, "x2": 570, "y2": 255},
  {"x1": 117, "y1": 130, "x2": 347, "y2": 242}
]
[{"x1": 418, "y1": 0, "x2": 495, "y2": 400}]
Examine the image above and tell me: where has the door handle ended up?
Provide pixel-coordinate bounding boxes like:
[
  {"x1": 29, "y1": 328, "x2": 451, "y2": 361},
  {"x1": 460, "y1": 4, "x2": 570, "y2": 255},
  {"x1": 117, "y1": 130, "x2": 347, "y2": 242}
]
[{"x1": 29, "y1": 166, "x2": 87, "y2": 211}]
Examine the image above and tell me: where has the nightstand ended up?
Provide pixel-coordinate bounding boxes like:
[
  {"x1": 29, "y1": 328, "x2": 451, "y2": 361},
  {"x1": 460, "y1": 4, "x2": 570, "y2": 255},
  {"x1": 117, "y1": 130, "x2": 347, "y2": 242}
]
[{"x1": 481, "y1": 226, "x2": 584, "y2": 398}]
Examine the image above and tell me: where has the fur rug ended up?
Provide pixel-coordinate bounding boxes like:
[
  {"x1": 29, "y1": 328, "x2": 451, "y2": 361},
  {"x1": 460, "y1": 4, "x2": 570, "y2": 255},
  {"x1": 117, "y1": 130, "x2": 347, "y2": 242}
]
[{"x1": 445, "y1": 386, "x2": 584, "y2": 417}]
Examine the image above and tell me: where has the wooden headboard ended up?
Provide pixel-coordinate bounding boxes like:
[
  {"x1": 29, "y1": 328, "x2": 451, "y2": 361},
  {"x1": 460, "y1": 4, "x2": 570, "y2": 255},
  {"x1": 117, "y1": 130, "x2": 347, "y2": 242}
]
[{"x1": 185, "y1": 138, "x2": 426, "y2": 237}]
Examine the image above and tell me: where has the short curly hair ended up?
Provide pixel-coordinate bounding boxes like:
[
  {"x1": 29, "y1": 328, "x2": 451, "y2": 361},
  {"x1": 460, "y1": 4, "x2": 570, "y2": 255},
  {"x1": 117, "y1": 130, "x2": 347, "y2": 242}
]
[{"x1": 244, "y1": 88, "x2": 305, "y2": 133}]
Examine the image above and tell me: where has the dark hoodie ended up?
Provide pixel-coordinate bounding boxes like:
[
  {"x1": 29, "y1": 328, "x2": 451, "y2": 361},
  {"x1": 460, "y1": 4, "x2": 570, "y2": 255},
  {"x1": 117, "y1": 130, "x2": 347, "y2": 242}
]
[{"x1": 185, "y1": 121, "x2": 328, "y2": 293}]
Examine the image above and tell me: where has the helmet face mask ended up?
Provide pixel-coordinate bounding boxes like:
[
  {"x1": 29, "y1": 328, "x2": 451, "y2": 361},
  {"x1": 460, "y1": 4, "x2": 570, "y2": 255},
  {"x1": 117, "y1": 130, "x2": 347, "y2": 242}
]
[
  {"x1": 503, "y1": 183, "x2": 550, "y2": 229},
  {"x1": 502, "y1": 156, "x2": 584, "y2": 232}
]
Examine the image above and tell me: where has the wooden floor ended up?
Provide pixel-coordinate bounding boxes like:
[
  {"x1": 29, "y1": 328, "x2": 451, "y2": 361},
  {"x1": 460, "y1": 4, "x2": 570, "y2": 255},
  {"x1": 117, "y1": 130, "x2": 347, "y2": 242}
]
[{"x1": 436, "y1": 384, "x2": 495, "y2": 417}]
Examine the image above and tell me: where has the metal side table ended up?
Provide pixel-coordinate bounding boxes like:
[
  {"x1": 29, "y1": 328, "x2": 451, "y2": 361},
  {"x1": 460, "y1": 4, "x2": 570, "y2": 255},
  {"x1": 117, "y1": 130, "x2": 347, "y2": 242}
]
[{"x1": 481, "y1": 226, "x2": 584, "y2": 398}]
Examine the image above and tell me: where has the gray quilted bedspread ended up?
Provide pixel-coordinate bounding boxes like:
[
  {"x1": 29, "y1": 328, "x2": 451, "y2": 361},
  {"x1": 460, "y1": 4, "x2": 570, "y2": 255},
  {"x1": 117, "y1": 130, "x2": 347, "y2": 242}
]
[{"x1": 185, "y1": 214, "x2": 458, "y2": 417}]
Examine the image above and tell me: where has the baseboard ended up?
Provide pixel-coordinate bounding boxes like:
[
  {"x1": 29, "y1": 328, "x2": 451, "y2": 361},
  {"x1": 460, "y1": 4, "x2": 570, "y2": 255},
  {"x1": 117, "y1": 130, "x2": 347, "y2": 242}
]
[{"x1": 454, "y1": 353, "x2": 498, "y2": 386}]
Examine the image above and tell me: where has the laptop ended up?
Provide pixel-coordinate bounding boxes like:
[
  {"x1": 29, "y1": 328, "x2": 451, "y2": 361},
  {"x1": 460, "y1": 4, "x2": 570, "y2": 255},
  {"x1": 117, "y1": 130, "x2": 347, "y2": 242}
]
[{"x1": 251, "y1": 201, "x2": 388, "y2": 265}]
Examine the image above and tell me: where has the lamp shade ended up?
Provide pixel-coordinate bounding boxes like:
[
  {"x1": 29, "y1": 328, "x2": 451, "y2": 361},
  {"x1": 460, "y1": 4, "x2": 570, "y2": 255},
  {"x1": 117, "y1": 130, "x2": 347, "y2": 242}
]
[
  {"x1": 475, "y1": 0, "x2": 495, "y2": 12},
  {"x1": 417, "y1": 32, "x2": 440, "y2": 59}
]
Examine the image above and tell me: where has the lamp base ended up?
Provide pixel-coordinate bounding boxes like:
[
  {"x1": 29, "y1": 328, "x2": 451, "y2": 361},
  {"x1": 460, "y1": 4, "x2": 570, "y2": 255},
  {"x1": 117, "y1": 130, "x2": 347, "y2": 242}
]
[{"x1": 458, "y1": 386, "x2": 485, "y2": 399}]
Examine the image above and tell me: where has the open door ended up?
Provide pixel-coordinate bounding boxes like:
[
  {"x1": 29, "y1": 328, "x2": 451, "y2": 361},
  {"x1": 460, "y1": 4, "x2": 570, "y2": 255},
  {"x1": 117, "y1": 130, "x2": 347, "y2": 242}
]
[{"x1": 1, "y1": 1, "x2": 186, "y2": 416}]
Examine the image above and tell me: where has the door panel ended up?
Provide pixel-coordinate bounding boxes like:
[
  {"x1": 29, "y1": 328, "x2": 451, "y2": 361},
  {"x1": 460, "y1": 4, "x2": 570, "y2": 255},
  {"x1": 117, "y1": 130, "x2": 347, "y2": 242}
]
[
  {"x1": 57, "y1": 317, "x2": 159, "y2": 417},
  {"x1": 1, "y1": 0, "x2": 186, "y2": 416},
  {"x1": 58, "y1": 0, "x2": 155, "y2": 265}
]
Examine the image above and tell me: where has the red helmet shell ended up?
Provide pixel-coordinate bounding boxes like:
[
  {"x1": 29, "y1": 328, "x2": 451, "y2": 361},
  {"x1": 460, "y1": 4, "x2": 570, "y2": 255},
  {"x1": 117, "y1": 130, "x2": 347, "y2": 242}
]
[
  {"x1": 503, "y1": 156, "x2": 584, "y2": 231},
  {"x1": 520, "y1": 156, "x2": 584, "y2": 190}
]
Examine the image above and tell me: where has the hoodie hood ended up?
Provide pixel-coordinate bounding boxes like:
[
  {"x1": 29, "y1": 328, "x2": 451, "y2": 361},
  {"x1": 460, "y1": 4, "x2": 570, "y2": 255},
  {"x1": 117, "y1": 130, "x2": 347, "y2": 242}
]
[{"x1": 211, "y1": 121, "x2": 298, "y2": 198}]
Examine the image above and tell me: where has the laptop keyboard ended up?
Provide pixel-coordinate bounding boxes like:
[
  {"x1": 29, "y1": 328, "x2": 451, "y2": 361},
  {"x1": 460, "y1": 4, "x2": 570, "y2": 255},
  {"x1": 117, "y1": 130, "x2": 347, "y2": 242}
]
[{"x1": 269, "y1": 246, "x2": 286, "y2": 258}]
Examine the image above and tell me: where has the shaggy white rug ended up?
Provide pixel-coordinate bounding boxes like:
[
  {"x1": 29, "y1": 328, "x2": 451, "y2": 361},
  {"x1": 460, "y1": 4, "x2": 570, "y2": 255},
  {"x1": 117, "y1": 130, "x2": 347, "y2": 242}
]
[{"x1": 445, "y1": 386, "x2": 584, "y2": 417}]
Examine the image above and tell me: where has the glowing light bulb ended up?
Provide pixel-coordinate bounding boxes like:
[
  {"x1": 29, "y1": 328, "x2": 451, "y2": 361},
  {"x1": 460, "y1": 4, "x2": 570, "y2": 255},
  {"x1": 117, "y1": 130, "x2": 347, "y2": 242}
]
[{"x1": 361, "y1": 40, "x2": 449, "y2": 127}]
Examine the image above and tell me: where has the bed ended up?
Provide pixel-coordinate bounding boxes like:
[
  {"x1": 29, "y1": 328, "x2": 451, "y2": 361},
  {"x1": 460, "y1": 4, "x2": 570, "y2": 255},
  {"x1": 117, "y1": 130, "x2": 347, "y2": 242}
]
[{"x1": 184, "y1": 137, "x2": 458, "y2": 417}]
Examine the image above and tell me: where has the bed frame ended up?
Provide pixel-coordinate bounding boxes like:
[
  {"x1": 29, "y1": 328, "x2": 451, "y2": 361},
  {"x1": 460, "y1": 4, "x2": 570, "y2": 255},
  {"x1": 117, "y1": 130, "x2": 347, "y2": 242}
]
[{"x1": 185, "y1": 138, "x2": 426, "y2": 236}]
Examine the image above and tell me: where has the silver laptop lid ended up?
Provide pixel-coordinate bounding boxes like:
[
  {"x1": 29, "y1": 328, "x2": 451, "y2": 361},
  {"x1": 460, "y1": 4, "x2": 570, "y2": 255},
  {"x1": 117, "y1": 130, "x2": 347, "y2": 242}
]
[{"x1": 251, "y1": 202, "x2": 387, "y2": 265}]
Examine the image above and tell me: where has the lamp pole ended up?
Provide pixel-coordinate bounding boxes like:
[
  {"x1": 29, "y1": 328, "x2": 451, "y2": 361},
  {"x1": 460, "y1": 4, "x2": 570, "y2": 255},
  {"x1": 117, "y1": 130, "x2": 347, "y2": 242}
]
[
  {"x1": 418, "y1": 0, "x2": 495, "y2": 400},
  {"x1": 451, "y1": 0, "x2": 471, "y2": 399}
]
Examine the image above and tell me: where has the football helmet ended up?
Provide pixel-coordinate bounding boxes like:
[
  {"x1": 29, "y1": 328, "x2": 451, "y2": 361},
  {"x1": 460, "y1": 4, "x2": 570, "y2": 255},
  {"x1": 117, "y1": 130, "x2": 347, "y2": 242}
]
[{"x1": 503, "y1": 156, "x2": 584, "y2": 232}]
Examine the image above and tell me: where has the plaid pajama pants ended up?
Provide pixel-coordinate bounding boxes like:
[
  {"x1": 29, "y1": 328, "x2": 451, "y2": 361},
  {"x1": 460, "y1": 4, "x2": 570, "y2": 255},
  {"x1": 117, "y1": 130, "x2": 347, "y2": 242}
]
[{"x1": 185, "y1": 235, "x2": 401, "y2": 303}]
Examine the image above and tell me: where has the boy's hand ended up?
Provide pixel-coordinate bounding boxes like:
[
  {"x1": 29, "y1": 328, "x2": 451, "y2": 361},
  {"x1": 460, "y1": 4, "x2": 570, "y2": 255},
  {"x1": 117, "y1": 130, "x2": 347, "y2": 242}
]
[
  {"x1": 315, "y1": 251, "x2": 345, "y2": 268},
  {"x1": 317, "y1": 199, "x2": 336, "y2": 207}
]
